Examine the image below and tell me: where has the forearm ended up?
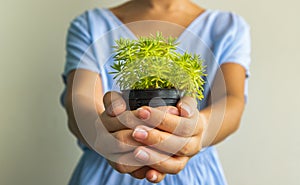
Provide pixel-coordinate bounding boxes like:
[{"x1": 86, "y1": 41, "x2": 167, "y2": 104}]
[
  {"x1": 201, "y1": 94, "x2": 245, "y2": 147},
  {"x1": 64, "y1": 70, "x2": 105, "y2": 146},
  {"x1": 65, "y1": 94, "x2": 101, "y2": 147}
]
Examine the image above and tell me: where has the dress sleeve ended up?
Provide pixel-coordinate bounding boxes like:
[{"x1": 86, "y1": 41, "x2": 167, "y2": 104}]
[
  {"x1": 218, "y1": 13, "x2": 251, "y2": 78},
  {"x1": 63, "y1": 12, "x2": 100, "y2": 82},
  {"x1": 214, "y1": 13, "x2": 251, "y2": 101}
]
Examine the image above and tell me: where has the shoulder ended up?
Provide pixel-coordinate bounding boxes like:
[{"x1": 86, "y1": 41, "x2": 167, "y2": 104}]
[
  {"x1": 70, "y1": 8, "x2": 109, "y2": 26},
  {"x1": 68, "y1": 8, "x2": 115, "y2": 39},
  {"x1": 205, "y1": 10, "x2": 250, "y2": 41},
  {"x1": 210, "y1": 10, "x2": 249, "y2": 26}
]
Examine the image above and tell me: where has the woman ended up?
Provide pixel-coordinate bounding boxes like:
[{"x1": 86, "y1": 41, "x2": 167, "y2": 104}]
[{"x1": 62, "y1": 0, "x2": 251, "y2": 184}]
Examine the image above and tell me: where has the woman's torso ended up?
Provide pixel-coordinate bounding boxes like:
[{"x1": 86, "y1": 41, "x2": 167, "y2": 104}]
[{"x1": 65, "y1": 7, "x2": 250, "y2": 184}]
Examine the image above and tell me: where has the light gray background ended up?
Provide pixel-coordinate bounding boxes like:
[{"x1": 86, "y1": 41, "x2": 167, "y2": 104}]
[{"x1": 1, "y1": 0, "x2": 299, "y2": 185}]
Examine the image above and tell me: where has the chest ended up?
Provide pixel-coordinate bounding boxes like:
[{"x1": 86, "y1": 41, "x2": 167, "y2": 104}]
[{"x1": 111, "y1": 10, "x2": 205, "y2": 38}]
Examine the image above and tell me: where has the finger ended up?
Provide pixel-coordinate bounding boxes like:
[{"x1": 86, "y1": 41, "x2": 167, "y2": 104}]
[
  {"x1": 130, "y1": 167, "x2": 166, "y2": 182},
  {"x1": 145, "y1": 169, "x2": 166, "y2": 183},
  {"x1": 93, "y1": 122, "x2": 141, "y2": 154},
  {"x1": 99, "y1": 109, "x2": 145, "y2": 132},
  {"x1": 129, "y1": 166, "x2": 151, "y2": 179},
  {"x1": 156, "y1": 106, "x2": 179, "y2": 116},
  {"x1": 177, "y1": 96, "x2": 198, "y2": 117},
  {"x1": 103, "y1": 91, "x2": 126, "y2": 116},
  {"x1": 99, "y1": 111, "x2": 128, "y2": 132},
  {"x1": 109, "y1": 107, "x2": 179, "y2": 130},
  {"x1": 130, "y1": 166, "x2": 166, "y2": 183},
  {"x1": 110, "y1": 129, "x2": 143, "y2": 153},
  {"x1": 100, "y1": 105, "x2": 179, "y2": 133},
  {"x1": 132, "y1": 126, "x2": 202, "y2": 156},
  {"x1": 133, "y1": 146, "x2": 189, "y2": 174},
  {"x1": 107, "y1": 153, "x2": 144, "y2": 174},
  {"x1": 137, "y1": 106, "x2": 202, "y2": 137}
]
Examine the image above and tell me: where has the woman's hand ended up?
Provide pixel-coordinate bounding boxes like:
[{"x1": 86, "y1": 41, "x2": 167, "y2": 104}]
[
  {"x1": 100, "y1": 94, "x2": 206, "y2": 183},
  {"x1": 98, "y1": 91, "x2": 181, "y2": 182},
  {"x1": 95, "y1": 92, "x2": 145, "y2": 173},
  {"x1": 130, "y1": 96, "x2": 207, "y2": 183}
]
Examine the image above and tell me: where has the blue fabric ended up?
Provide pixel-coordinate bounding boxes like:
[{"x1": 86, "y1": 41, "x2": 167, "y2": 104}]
[
  {"x1": 69, "y1": 147, "x2": 226, "y2": 185},
  {"x1": 62, "y1": 8, "x2": 251, "y2": 185}
]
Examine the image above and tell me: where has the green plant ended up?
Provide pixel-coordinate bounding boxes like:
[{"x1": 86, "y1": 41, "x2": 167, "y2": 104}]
[{"x1": 110, "y1": 33, "x2": 207, "y2": 100}]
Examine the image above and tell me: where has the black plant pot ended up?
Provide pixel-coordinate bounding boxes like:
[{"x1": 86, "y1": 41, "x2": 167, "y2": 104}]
[{"x1": 122, "y1": 88, "x2": 183, "y2": 110}]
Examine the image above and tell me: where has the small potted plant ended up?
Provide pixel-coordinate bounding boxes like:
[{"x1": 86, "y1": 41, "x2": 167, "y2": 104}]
[{"x1": 110, "y1": 33, "x2": 206, "y2": 110}]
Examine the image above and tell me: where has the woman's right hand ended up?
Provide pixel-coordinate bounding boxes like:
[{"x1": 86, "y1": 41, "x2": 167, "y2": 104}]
[{"x1": 98, "y1": 91, "x2": 168, "y2": 182}]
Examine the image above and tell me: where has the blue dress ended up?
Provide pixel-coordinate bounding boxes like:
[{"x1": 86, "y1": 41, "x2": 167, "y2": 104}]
[{"x1": 62, "y1": 8, "x2": 251, "y2": 185}]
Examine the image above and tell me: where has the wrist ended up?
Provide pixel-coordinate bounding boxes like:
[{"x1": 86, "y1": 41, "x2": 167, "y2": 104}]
[{"x1": 199, "y1": 112, "x2": 209, "y2": 147}]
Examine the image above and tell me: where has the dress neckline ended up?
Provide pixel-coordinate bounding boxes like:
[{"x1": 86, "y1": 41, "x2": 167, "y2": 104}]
[{"x1": 100, "y1": 8, "x2": 211, "y2": 41}]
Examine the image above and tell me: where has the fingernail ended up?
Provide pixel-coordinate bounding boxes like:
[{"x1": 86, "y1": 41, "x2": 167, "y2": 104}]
[
  {"x1": 137, "y1": 108, "x2": 150, "y2": 120},
  {"x1": 149, "y1": 174, "x2": 157, "y2": 182},
  {"x1": 135, "y1": 149, "x2": 149, "y2": 161},
  {"x1": 180, "y1": 103, "x2": 192, "y2": 117},
  {"x1": 132, "y1": 127, "x2": 148, "y2": 140},
  {"x1": 168, "y1": 107, "x2": 179, "y2": 115}
]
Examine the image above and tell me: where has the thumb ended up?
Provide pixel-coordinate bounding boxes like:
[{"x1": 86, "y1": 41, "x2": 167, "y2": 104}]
[
  {"x1": 177, "y1": 96, "x2": 198, "y2": 118},
  {"x1": 103, "y1": 91, "x2": 126, "y2": 116}
]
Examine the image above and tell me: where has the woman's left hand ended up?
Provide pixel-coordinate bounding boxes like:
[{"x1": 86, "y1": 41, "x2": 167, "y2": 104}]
[{"x1": 131, "y1": 96, "x2": 207, "y2": 183}]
